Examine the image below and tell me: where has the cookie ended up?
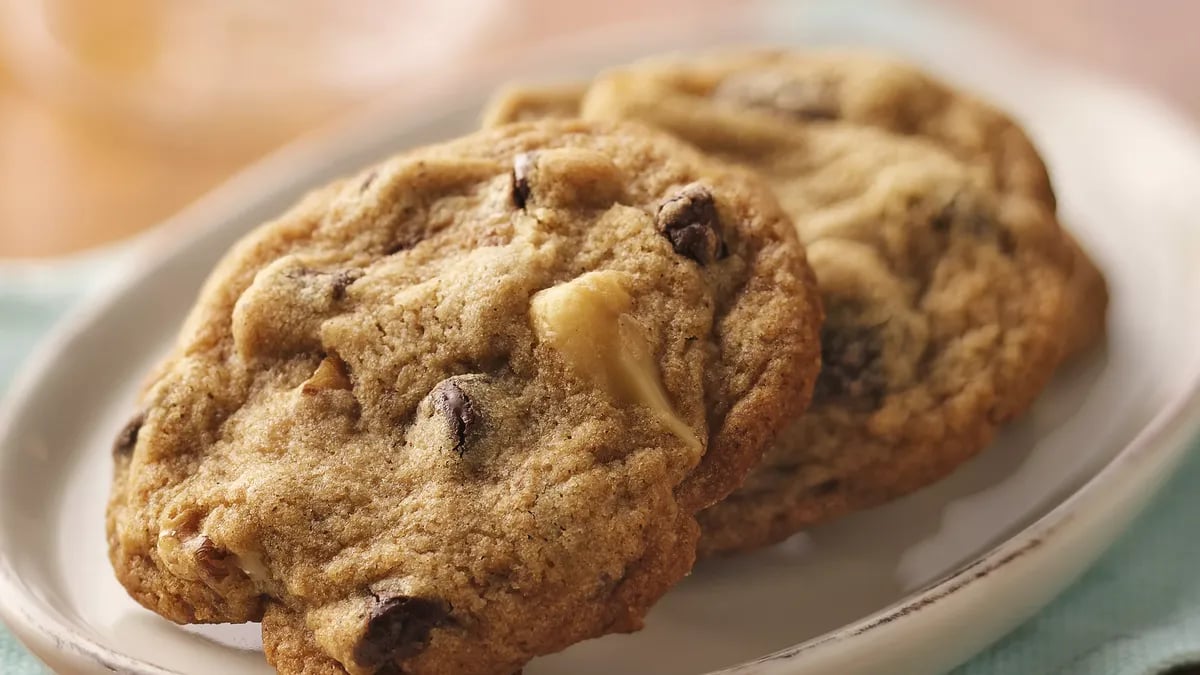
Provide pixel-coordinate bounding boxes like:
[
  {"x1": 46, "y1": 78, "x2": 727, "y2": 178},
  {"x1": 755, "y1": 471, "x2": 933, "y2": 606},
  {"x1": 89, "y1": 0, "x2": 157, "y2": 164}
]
[
  {"x1": 485, "y1": 50, "x2": 1103, "y2": 554},
  {"x1": 106, "y1": 119, "x2": 822, "y2": 674},
  {"x1": 482, "y1": 53, "x2": 1107, "y2": 358},
  {"x1": 697, "y1": 52, "x2": 1109, "y2": 361},
  {"x1": 689, "y1": 127, "x2": 1077, "y2": 555},
  {"x1": 1060, "y1": 234, "x2": 1108, "y2": 358},
  {"x1": 481, "y1": 81, "x2": 590, "y2": 128}
]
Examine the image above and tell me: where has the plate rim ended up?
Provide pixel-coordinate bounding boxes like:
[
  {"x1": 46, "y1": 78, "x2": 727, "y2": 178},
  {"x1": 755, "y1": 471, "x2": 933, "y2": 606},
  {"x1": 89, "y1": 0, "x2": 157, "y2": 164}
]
[{"x1": 3, "y1": 6, "x2": 1200, "y2": 675}]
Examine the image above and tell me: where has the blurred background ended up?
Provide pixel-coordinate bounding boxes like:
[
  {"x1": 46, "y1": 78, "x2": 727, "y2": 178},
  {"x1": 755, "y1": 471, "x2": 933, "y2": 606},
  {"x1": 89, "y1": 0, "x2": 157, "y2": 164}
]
[{"x1": 0, "y1": 0, "x2": 1194, "y2": 259}]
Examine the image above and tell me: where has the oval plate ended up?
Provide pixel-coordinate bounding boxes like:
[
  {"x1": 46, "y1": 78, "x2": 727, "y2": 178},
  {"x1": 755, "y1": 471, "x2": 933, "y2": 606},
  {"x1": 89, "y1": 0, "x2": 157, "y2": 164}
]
[{"x1": 3, "y1": 2, "x2": 1200, "y2": 674}]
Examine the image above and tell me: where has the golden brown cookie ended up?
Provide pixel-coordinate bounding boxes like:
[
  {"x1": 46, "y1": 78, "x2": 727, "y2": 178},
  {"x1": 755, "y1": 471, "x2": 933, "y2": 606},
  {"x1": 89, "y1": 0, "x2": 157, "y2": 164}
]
[
  {"x1": 481, "y1": 81, "x2": 590, "y2": 128},
  {"x1": 106, "y1": 119, "x2": 822, "y2": 673},
  {"x1": 482, "y1": 52, "x2": 1107, "y2": 359},
  {"x1": 483, "y1": 51, "x2": 1105, "y2": 554}
]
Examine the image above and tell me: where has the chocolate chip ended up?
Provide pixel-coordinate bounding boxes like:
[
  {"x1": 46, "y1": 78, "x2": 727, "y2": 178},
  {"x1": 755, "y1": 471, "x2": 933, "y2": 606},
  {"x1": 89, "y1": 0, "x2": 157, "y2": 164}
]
[
  {"x1": 112, "y1": 411, "x2": 145, "y2": 456},
  {"x1": 966, "y1": 211, "x2": 1016, "y2": 254},
  {"x1": 813, "y1": 320, "x2": 888, "y2": 411},
  {"x1": 354, "y1": 594, "x2": 450, "y2": 669},
  {"x1": 931, "y1": 204, "x2": 954, "y2": 233},
  {"x1": 431, "y1": 379, "x2": 477, "y2": 456},
  {"x1": 385, "y1": 236, "x2": 419, "y2": 256},
  {"x1": 997, "y1": 228, "x2": 1016, "y2": 256},
  {"x1": 714, "y1": 72, "x2": 840, "y2": 121},
  {"x1": 282, "y1": 267, "x2": 361, "y2": 299},
  {"x1": 331, "y1": 270, "x2": 362, "y2": 301},
  {"x1": 656, "y1": 184, "x2": 727, "y2": 265},
  {"x1": 360, "y1": 170, "x2": 378, "y2": 193},
  {"x1": 193, "y1": 536, "x2": 234, "y2": 580},
  {"x1": 931, "y1": 197, "x2": 1015, "y2": 254},
  {"x1": 512, "y1": 152, "x2": 537, "y2": 209},
  {"x1": 810, "y1": 479, "x2": 842, "y2": 496},
  {"x1": 283, "y1": 266, "x2": 318, "y2": 280}
]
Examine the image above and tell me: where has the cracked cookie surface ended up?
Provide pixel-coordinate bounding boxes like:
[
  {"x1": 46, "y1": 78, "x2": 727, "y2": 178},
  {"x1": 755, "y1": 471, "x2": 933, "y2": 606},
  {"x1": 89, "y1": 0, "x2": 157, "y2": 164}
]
[
  {"x1": 106, "y1": 119, "x2": 822, "y2": 673},
  {"x1": 484, "y1": 51, "x2": 1106, "y2": 554}
]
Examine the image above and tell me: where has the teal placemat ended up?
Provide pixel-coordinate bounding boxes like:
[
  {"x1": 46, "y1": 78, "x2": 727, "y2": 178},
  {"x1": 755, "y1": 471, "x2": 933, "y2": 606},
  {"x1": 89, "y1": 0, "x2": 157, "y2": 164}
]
[{"x1": 955, "y1": 450, "x2": 1200, "y2": 675}]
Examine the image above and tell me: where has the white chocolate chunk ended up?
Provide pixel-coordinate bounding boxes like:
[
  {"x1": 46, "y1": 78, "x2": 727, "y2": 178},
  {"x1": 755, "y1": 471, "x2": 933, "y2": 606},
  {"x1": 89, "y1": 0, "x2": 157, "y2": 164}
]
[
  {"x1": 530, "y1": 271, "x2": 701, "y2": 452},
  {"x1": 234, "y1": 548, "x2": 270, "y2": 582}
]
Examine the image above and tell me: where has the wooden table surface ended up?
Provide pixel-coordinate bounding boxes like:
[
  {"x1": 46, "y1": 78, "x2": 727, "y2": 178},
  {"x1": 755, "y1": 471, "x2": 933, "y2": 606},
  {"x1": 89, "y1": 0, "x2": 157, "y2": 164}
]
[{"x1": 0, "y1": 0, "x2": 1193, "y2": 259}]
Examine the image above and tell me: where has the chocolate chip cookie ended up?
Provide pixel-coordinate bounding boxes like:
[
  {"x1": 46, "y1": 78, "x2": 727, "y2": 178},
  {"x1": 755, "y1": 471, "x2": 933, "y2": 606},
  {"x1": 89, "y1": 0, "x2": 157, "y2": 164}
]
[
  {"x1": 106, "y1": 119, "x2": 822, "y2": 673},
  {"x1": 484, "y1": 51, "x2": 1105, "y2": 554},
  {"x1": 675, "y1": 50, "x2": 1107, "y2": 361},
  {"x1": 482, "y1": 81, "x2": 590, "y2": 128},
  {"x1": 482, "y1": 52, "x2": 1106, "y2": 361}
]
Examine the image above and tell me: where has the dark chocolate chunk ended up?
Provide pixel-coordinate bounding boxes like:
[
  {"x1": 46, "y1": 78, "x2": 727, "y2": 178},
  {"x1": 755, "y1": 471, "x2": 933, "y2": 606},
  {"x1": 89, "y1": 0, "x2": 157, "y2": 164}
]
[
  {"x1": 810, "y1": 479, "x2": 842, "y2": 497},
  {"x1": 385, "y1": 236, "x2": 420, "y2": 256},
  {"x1": 966, "y1": 210, "x2": 1016, "y2": 254},
  {"x1": 930, "y1": 202, "x2": 955, "y2": 233},
  {"x1": 360, "y1": 170, "x2": 378, "y2": 193},
  {"x1": 512, "y1": 152, "x2": 537, "y2": 209},
  {"x1": 354, "y1": 594, "x2": 450, "y2": 669},
  {"x1": 656, "y1": 183, "x2": 726, "y2": 265},
  {"x1": 931, "y1": 196, "x2": 1015, "y2": 254},
  {"x1": 193, "y1": 536, "x2": 234, "y2": 580},
  {"x1": 331, "y1": 270, "x2": 362, "y2": 301},
  {"x1": 112, "y1": 411, "x2": 146, "y2": 457},
  {"x1": 714, "y1": 72, "x2": 840, "y2": 121},
  {"x1": 432, "y1": 379, "x2": 477, "y2": 456},
  {"x1": 282, "y1": 267, "x2": 361, "y2": 300},
  {"x1": 375, "y1": 663, "x2": 403, "y2": 675},
  {"x1": 283, "y1": 266, "x2": 318, "y2": 280},
  {"x1": 813, "y1": 320, "x2": 888, "y2": 411}
]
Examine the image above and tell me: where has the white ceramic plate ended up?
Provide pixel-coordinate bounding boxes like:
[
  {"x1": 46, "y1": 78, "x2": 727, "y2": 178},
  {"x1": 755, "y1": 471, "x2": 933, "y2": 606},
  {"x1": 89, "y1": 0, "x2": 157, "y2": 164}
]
[{"x1": 4, "y1": 2, "x2": 1200, "y2": 674}]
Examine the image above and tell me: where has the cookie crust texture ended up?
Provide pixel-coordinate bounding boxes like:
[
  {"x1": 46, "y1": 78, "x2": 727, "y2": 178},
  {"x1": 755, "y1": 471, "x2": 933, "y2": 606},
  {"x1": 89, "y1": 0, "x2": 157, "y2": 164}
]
[{"x1": 107, "y1": 119, "x2": 822, "y2": 673}]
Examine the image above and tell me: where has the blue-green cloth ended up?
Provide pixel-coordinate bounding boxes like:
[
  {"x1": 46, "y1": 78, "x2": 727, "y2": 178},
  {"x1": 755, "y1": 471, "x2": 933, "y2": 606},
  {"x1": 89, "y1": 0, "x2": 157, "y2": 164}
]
[{"x1": 1, "y1": 255, "x2": 1199, "y2": 675}]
